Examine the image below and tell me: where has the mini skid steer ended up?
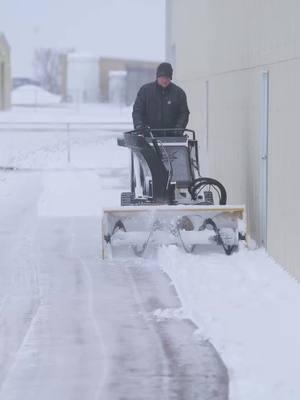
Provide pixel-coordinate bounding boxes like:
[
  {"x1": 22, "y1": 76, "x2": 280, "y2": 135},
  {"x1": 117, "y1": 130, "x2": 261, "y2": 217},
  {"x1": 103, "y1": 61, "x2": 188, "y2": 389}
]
[{"x1": 102, "y1": 128, "x2": 246, "y2": 258}]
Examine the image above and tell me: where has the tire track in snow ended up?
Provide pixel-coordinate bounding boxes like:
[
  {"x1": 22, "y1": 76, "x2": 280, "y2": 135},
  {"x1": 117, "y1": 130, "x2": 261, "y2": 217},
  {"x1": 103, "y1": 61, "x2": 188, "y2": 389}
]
[
  {"x1": 0, "y1": 218, "x2": 106, "y2": 400},
  {"x1": 125, "y1": 261, "x2": 229, "y2": 400},
  {"x1": 0, "y1": 299, "x2": 41, "y2": 396},
  {"x1": 0, "y1": 174, "x2": 42, "y2": 392},
  {"x1": 78, "y1": 257, "x2": 112, "y2": 400},
  {"x1": 124, "y1": 264, "x2": 171, "y2": 398}
]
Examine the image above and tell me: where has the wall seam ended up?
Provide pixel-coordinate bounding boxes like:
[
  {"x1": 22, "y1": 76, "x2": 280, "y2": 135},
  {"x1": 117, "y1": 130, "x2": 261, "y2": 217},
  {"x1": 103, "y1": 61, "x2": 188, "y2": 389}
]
[{"x1": 177, "y1": 54, "x2": 300, "y2": 83}]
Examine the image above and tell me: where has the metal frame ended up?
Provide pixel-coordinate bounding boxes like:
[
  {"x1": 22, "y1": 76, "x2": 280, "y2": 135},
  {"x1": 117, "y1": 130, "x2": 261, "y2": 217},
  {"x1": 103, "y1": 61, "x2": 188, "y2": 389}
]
[
  {"x1": 0, "y1": 121, "x2": 131, "y2": 169},
  {"x1": 125, "y1": 128, "x2": 196, "y2": 140},
  {"x1": 119, "y1": 129, "x2": 199, "y2": 204}
]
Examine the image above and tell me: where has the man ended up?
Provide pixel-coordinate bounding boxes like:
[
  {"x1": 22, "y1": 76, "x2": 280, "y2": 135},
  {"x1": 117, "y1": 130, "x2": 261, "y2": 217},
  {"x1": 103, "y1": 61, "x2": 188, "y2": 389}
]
[{"x1": 132, "y1": 62, "x2": 190, "y2": 136}]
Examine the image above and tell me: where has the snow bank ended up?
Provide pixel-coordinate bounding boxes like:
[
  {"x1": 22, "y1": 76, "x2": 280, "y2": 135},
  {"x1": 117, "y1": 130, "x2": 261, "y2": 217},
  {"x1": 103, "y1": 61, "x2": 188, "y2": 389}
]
[
  {"x1": 158, "y1": 246, "x2": 300, "y2": 400},
  {"x1": 12, "y1": 85, "x2": 61, "y2": 106}
]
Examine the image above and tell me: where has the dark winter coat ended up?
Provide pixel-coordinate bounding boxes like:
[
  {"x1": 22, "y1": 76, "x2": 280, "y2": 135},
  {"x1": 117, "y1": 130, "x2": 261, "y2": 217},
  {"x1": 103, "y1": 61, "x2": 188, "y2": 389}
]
[{"x1": 132, "y1": 81, "x2": 190, "y2": 135}]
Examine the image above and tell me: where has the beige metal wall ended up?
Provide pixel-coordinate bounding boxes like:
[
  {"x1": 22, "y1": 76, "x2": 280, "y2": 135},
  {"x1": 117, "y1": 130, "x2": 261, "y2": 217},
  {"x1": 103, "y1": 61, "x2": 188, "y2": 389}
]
[
  {"x1": 166, "y1": 0, "x2": 300, "y2": 280},
  {"x1": 0, "y1": 34, "x2": 11, "y2": 110},
  {"x1": 99, "y1": 58, "x2": 158, "y2": 102}
]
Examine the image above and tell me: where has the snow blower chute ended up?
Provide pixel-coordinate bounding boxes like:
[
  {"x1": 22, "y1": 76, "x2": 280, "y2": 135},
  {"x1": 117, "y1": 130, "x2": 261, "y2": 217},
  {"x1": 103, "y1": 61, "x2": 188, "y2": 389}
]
[{"x1": 102, "y1": 128, "x2": 246, "y2": 258}]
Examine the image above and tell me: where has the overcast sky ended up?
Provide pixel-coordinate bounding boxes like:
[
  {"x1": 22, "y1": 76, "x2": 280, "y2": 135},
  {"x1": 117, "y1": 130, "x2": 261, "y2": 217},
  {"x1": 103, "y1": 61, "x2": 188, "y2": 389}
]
[{"x1": 0, "y1": 0, "x2": 166, "y2": 78}]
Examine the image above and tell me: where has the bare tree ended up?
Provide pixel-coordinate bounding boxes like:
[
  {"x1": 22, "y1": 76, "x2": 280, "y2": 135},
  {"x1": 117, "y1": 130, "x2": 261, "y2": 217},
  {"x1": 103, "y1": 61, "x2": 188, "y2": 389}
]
[{"x1": 33, "y1": 48, "x2": 70, "y2": 95}]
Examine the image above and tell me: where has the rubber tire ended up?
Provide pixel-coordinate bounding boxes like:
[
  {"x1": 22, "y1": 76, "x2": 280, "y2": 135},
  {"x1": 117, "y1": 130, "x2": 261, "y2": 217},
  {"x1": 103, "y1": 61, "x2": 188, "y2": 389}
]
[{"x1": 189, "y1": 177, "x2": 227, "y2": 205}]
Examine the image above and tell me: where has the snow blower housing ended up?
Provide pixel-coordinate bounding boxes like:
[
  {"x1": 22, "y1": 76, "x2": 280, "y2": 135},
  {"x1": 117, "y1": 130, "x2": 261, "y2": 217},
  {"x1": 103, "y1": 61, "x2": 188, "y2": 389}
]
[{"x1": 102, "y1": 128, "x2": 246, "y2": 258}]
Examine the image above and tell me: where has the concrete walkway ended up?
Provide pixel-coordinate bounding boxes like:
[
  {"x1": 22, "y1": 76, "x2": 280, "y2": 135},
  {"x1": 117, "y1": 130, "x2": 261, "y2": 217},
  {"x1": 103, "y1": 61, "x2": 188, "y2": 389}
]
[{"x1": 1, "y1": 216, "x2": 228, "y2": 400}]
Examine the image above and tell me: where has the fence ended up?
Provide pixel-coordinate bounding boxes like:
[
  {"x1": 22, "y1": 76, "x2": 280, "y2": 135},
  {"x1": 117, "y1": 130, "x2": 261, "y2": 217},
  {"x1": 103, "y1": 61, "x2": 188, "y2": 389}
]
[{"x1": 0, "y1": 122, "x2": 132, "y2": 170}]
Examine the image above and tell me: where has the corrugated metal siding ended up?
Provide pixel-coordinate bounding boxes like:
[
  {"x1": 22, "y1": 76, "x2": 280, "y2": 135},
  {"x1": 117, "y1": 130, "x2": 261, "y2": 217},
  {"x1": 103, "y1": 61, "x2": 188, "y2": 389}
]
[
  {"x1": 267, "y1": 59, "x2": 300, "y2": 281},
  {"x1": 166, "y1": 0, "x2": 300, "y2": 280}
]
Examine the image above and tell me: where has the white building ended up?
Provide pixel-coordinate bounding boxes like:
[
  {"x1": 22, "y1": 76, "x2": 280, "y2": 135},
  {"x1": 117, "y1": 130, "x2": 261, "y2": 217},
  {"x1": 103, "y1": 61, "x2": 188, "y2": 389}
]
[
  {"x1": 66, "y1": 53, "x2": 99, "y2": 103},
  {"x1": 166, "y1": 0, "x2": 300, "y2": 280}
]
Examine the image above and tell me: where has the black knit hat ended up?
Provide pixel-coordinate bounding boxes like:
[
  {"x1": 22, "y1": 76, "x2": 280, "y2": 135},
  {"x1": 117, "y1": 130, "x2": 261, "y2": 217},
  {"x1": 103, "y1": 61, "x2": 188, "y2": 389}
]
[{"x1": 156, "y1": 62, "x2": 173, "y2": 79}]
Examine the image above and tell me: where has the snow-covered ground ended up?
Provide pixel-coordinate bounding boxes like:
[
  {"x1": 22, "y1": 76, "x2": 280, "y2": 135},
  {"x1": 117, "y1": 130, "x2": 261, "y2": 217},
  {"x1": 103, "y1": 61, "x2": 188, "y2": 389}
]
[
  {"x1": 0, "y1": 104, "x2": 230, "y2": 399},
  {"x1": 0, "y1": 103, "x2": 300, "y2": 399},
  {"x1": 0, "y1": 103, "x2": 132, "y2": 170},
  {"x1": 12, "y1": 85, "x2": 62, "y2": 106},
  {"x1": 159, "y1": 246, "x2": 300, "y2": 400},
  {"x1": 0, "y1": 103, "x2": 132, "y2": 124}
]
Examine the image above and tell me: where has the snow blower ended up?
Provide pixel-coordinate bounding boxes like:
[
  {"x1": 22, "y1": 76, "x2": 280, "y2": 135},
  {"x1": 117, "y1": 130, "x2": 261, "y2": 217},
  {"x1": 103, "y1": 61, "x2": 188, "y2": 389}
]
[{"x1": 102, "y1": 128, "x2": 246, "y2": 258}]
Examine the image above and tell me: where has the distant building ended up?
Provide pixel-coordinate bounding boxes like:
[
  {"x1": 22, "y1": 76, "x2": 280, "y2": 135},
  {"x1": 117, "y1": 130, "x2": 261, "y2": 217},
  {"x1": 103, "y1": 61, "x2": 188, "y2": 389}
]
[
  {"x1": 65, "y1": 53, "x2": 100, "y2": 103},
  {"x1": 0, "y1": 33, "x2": 11, "y2": 110},
  {"x1": 108, "y1": 70, "x2": 127, "y2": 104},
  {"x1": 99, "y1": 58, "x2": 159, "y2": 105},
  {"x1": 62, "y1": 55, "x2": 158, "y2": 105}
]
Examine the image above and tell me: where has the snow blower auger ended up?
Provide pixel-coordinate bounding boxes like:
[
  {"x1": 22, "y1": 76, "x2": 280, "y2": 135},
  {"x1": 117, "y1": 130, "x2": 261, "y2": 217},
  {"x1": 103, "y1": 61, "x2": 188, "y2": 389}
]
[{"x1": 102, "y1": 128, "x2": 246, "y2": 259}]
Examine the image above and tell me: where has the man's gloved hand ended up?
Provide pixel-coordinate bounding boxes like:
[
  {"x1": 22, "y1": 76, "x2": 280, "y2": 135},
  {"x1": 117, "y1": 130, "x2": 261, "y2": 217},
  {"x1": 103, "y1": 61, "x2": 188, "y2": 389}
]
[
  {"x1": 135, "y1": 125, "x2": 143, "y2": 133},
  {"x1": 174, "y1": 126, "x2": 185, "y2": 136},
  {"x1": 135, "y1": 125, "x2": 151, "y2": 136}
]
